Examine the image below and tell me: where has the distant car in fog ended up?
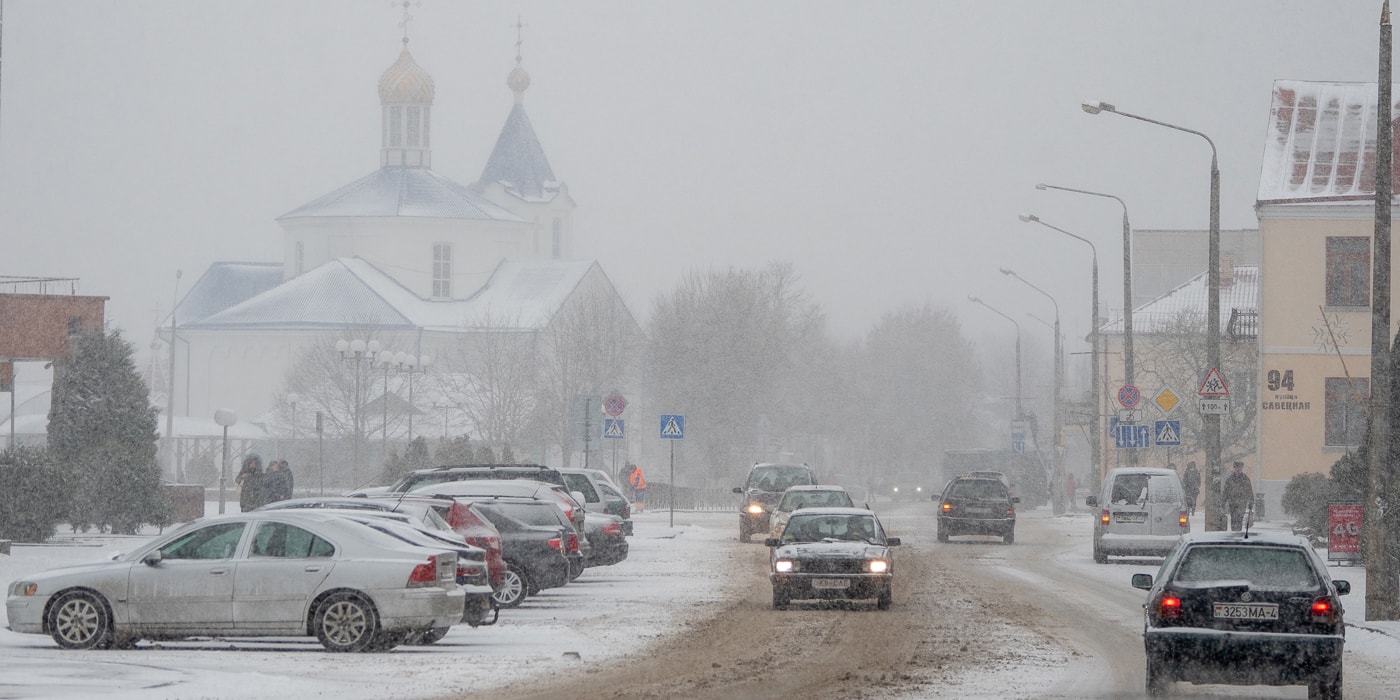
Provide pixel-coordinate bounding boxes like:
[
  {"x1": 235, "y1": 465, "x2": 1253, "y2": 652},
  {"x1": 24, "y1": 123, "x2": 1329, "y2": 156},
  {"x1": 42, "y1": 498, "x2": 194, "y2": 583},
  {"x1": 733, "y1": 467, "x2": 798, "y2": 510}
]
[
  {"x1": 886, "y1": 472, "x2": 931, "y2": 501},
  {"x1": 734, "y1": 463, "x2": 817, "y2": 542}
]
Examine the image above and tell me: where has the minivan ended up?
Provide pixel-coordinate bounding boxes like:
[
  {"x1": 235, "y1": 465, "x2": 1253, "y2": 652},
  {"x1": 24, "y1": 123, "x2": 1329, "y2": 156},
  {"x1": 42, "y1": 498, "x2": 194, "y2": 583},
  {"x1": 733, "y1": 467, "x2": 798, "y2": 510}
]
[{"x1": 1086, "y1": 467, "x2": 1189, "y2": 563}]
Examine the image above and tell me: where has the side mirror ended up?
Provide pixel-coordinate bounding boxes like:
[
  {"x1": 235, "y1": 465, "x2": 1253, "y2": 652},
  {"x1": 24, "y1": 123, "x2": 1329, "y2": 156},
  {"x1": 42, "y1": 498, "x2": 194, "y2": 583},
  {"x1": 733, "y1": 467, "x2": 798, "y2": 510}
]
[
  {"x1": 763, "y1": 537, "x2": 781, "y2": 547},
  {"x1": 930, "y1": 494, "x2": 938, "y2": 502},
  {"x1": 1011, "y1": 497, "x2": 1021, "y2": 504},
  {"x1": 142, "y1": 550, "x2": 164, "y2": 567},
  {"x1": 885, "y1": 537, "x2": 901, "y2": 547},
  {"x1": 732, "y1": 487, "x2": 743, "y2": 494},
  {"x1": 1086, "y1": 496, "x2": 1099, "y2": 507},
  {"x1": 1131, "y1": 573, "x2": 1153, "y2": 590},
  {"x1": 1334, "y1": 580, "x2": 1351, "y2": 596}
]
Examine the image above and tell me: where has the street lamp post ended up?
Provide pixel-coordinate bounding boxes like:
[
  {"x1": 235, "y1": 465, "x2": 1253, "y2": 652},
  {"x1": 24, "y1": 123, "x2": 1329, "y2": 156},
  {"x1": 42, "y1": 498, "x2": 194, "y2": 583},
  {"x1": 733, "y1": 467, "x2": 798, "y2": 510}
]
[
  {"x1": 287, "y1": 393, "x2": 299, "y2": 441},
  {"x1": 1002, "y1": 268, "x2": 1066, "y2": 516},
  {"x1": 1034, "y1": 181, "x2": 1135, "y2": 467},
  {"x1": 1020, "y1": 212, "x2": 1102, "y2": 491},
  {"x1": 165, "y1": 269, "x2": 182, "y2": 481},
  {"x1": 213, "y1": 408, "x2": 237, "y2": 514},
  {"x1": 968, "y1": 296, "x2": 1023, "y2": 418},
  {"x1": 335, "y1": 338, "x2": 381, "y2": 482},
  {"x1": 1082, "y1": 100, "x2": 1222, "y2": 529},
  {"x1": 435, "y1": 399, "x2": 451, "y2": 438}
]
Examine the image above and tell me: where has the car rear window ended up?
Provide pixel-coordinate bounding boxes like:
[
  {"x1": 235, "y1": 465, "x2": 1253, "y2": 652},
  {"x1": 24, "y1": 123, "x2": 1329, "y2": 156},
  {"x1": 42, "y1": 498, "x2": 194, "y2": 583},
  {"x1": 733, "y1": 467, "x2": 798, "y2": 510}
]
[
  {"x1": 947, "y1": 479, "x2": 1008, "y2": 500},
  {"x1": 1173, "y1": 545, "x2": 1320, "y2": 590},
  {"x1": 478, "y1": 502, "x2": 566, "y2": 529},
  {"x1": 747, "y1": 466, "x2": 814, "y2": 490}
]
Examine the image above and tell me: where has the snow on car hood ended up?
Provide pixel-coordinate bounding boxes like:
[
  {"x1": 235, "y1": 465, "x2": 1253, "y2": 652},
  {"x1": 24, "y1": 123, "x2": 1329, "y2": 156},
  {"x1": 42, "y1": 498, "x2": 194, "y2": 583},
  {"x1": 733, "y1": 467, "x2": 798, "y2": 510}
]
[{"x1": 774, "y1": 541, "x2": 887, "y2": 559}]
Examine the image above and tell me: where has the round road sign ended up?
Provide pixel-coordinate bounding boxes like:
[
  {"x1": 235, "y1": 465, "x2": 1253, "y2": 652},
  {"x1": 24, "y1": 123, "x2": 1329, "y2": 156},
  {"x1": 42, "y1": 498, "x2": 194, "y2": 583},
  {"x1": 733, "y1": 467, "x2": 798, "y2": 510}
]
[
  {"x1": 1117, "y1": 385, "x2": 1141, "y2": 409},
  {"x1": 604, "y1": 393, "x2": 628, "y2": 417}
]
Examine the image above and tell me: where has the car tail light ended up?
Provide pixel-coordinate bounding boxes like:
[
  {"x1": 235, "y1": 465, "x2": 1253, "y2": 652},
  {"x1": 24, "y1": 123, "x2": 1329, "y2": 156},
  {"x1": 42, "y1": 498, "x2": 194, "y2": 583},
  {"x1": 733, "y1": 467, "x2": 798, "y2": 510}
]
[
  {"x1": 1179, "y1": 511, "x2": 1190, "y2": 529},
  {"x1": 1100, "y1": 509, "x2": 1111, "y2": 525},
  {"x1": 1154, "y1": 592, "x2": 1182, "y2": 620},
  {"x1": 407, "y1": 555, "x2": 441, "y2": 588},
  {"x1": 567, "y1": 533, "x2": 580, "y2": 553},
  {"x1": 547, "y1": 536, "x2": 563, "y2": 551},
  {"x1": 941, "y1": 502, "x2": 952, "y2": 513},
  {"x1": 1312, "y1": 596, "x2": 1339, "y2": 623},
  {"x1": 603, "y1": 521, "x2": 623, "y2": 536},
  {"x1": 1006, "y1": 506, "x2": 1016, "y2": 516}
]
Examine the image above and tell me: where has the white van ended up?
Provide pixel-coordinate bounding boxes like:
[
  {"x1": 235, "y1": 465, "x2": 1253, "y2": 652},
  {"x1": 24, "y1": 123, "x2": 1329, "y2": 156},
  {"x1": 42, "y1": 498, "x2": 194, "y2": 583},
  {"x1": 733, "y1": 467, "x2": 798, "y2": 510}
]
[{"x1": 1086, "y1": 467, "x2": 1189, "y2": 563}]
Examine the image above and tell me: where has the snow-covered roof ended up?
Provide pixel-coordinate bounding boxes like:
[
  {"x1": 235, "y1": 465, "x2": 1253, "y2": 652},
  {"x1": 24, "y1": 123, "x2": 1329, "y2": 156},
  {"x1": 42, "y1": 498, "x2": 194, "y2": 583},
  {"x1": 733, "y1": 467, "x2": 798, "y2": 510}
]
[
  {"x1": 478, "y1": 103, "x2": 559, "y2": 202},
  {"x1": 1258, "y1": 80, "x2": 1395, "y2": 204},
  {"x1": 1099, "y1": 266, "x2": 1258, "y2": 335},
  {"x1": 278, "y1": 167, "x2": 525, "y2": 222},
  {"x1": 179, "y1": 257, "x2": 596, "y2": 333},
  {"x1": 170, "y1": 262, "x2": 284, "y2": 327}
]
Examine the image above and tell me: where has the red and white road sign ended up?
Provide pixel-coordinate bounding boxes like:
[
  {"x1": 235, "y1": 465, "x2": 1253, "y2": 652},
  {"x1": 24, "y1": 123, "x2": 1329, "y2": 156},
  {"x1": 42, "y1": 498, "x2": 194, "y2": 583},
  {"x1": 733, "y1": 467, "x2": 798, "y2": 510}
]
[{"x1": 1198, "y1": 367, "x2": 1229, "y2": 396}]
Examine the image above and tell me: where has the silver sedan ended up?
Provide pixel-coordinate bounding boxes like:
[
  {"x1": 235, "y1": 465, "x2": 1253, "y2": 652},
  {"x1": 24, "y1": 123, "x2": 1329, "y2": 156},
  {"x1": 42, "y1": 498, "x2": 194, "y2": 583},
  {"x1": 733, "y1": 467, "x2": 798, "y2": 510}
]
[{"x1": 5, "y1": 510, "x2": 465, "y2": 652}]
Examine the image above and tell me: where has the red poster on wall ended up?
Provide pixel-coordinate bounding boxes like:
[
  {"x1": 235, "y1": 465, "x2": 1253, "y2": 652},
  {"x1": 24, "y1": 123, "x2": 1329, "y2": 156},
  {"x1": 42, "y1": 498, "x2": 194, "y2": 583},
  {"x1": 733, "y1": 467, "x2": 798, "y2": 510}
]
[{"x1": 1328, "y1": 503, "x2": 1363, "y2": 561}]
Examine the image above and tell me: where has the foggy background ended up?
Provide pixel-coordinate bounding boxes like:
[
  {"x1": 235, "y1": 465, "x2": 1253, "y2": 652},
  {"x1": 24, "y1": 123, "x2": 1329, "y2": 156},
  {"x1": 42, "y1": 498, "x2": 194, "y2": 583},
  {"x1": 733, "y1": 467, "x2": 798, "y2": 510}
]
[{"x1": 0, "y1": 1, "x2": 1385, "y2": 362}]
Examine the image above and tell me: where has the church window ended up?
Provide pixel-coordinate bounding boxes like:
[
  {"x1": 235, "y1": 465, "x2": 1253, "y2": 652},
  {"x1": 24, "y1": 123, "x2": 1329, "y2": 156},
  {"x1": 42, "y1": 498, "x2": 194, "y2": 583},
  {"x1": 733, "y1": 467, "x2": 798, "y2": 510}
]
[
  {"x1": 407, "y1": 106, "x2": 421, "y2": 147},
  {"x1": 552, "y1": 218, "x2": 563, "y2": 258},
  {"x1": 433, "y1": 243, "x2": 452, "y2": 298},
  {"x1": 389, "y1": 107, "x2": 403, "y2": 147}
]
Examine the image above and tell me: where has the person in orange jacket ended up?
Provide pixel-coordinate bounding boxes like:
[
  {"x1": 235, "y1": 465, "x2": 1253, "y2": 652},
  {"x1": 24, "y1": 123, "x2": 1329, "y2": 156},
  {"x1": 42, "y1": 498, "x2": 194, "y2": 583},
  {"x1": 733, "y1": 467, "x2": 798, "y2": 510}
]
[{"x1": 627, "y1": 463, "x2": 648, "y2": 513}]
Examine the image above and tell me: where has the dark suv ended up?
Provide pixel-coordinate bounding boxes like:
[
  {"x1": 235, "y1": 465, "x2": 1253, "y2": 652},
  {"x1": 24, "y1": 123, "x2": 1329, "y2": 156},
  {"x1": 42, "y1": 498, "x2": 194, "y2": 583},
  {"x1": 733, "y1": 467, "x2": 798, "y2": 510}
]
[
  {"x1": 935, "y1": 473, "x2": 1019, "y2": 544},
  {"x1": 733, "y1": 462, "x2": 817, "y2": 542},
  {"x1": 1131, "y1": 531, "x2": 1349, "y2": 698}
]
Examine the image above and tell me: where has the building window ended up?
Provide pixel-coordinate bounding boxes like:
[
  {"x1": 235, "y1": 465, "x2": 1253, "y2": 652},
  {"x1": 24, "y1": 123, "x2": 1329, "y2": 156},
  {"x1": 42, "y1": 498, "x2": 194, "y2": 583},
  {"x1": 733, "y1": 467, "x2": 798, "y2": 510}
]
[
  {"x1": 552, "y1": 218, "x2": 562, "y2": 258},
  {"x1": 1325, "y1": 376, "x2": 1369, "y2": 447},
  {"x1": 432, "y1": 243, "x2": 452, "y2": 298},
  {"x1": 295, "y1": 242, "x2": 304, "y2": 275},
  {"x1": 389, "y1": 107, "x2": 403, "y2": 147},
  {"x1": 407, "y1": 106, "x2": 421, "y2": 147},
  {"x1": 1325, "y1": 237, "x2": 1370, "y2": 307}
]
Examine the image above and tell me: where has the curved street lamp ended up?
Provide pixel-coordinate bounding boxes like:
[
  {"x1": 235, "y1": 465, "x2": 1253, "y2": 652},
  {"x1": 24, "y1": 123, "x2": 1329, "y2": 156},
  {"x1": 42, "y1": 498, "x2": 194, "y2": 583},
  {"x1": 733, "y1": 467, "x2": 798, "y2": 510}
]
[
  {"x1": 968, "y1": 296, "x2": 1022, "y2": 418},
  {"x1": 1001, "y1": 268, "x2": 1065, "y2": 515},
  {"x1": 1081, "y1": 100, "x2": 1222, "y2": 525},
  {"x1": 336, "y1": 338, "x2": 381, "y2": 479}
]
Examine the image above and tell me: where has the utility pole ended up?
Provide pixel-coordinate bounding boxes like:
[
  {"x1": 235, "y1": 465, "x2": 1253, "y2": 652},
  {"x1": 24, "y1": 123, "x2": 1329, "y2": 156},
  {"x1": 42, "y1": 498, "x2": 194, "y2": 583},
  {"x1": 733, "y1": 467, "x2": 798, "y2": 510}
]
[{"x1": 1365, "y1": 0, "x2": 1398, "y2": 621}]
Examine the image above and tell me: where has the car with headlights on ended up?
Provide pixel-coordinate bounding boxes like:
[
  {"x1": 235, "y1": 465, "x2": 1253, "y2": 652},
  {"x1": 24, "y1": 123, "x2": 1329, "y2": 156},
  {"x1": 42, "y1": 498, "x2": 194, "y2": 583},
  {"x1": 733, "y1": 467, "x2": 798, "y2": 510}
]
[
  {"x1": 764, "y1": 507, "x2": 900, "y2": 610},
  {"x1": 768, "y1": 485, "x2": 855, "y2": 539},
  {"x1": 734, "y1": 462, "x2": 817, "y2": 542},
  {"x1": 5, "y1": 510, "x2": 464, "y2": 652},
  {"x1": 1131, "y1": 530, "x2": 1349, "y2": 698}
]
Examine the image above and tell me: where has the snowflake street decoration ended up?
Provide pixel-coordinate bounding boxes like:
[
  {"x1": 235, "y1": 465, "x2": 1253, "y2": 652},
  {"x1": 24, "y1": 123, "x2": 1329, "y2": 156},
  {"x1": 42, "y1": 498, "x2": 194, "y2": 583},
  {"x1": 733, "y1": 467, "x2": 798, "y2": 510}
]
[{"x1": 1312, "y1": 312, "x2": 1350, "y2": 353}]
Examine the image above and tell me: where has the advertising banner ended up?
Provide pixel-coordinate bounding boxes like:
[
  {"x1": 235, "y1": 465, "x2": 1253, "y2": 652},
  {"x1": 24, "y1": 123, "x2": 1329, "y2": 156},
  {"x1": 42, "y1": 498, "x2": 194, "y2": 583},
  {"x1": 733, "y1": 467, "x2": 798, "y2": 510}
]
[{"x1": 1328, "y1": 503, "x2": 1363, "y2": 562}]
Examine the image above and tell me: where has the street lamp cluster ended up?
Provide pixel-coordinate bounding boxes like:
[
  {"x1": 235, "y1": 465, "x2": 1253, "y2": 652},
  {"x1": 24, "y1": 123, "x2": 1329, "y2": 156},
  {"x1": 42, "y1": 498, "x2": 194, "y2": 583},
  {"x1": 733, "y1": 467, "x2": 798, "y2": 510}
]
[{"x1": 334, "y1": 338, "x2": 432, "y2": 471}]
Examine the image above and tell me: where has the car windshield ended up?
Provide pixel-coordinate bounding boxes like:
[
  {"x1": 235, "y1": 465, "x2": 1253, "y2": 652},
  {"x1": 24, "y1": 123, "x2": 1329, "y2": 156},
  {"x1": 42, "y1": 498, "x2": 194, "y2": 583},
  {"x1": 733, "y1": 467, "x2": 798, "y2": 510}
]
[
  {"x1": 748, "y1": 466, "x2": 812, "y2": 491},
  {"x1": 947, "y1": 479, "x2": 1007, "y2": 500},
  {"x1": 1172, "y1": 545, "x2": 1320, "y2": 591},
  {"x1": 782, "y1": 514, "x2": 878, "y2": 543},
  {"x1": 779, "y1": 490, "x2": 853, "y2": 511}
]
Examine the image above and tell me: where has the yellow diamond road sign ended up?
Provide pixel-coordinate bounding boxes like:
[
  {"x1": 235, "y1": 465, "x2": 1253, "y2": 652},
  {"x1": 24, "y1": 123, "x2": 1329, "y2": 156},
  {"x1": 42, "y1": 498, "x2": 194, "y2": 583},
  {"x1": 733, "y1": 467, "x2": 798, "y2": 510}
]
[{"x1": 1153, "y1": 387, "x2": 1181, "y2": 415}]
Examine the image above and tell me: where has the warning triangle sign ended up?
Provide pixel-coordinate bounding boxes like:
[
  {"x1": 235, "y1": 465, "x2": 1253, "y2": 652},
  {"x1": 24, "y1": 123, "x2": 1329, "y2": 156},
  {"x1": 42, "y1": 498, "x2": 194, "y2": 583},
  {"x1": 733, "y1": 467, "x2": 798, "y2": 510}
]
[{"x1": 1198, "y1": 367, "x2": 1229, "y2": 396}]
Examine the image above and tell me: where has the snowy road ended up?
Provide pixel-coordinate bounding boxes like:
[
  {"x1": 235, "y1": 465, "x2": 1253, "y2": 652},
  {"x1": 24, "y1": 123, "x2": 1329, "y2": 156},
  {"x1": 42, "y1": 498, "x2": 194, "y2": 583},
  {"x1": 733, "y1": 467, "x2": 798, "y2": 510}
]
[{"x1": 4, "y1": 504, "x2": 1400, "y2": 699}]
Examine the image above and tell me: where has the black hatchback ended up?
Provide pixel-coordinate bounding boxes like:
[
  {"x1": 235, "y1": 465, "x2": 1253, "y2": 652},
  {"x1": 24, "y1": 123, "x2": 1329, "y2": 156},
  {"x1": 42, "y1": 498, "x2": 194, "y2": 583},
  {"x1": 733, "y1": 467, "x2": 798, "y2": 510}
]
[
  {"x1": 935, "y1": 474, "x2": 1018, "y2": 544},
  {"x1": 1131, "y1": 531, "x2": 1349, "y2": 698}
]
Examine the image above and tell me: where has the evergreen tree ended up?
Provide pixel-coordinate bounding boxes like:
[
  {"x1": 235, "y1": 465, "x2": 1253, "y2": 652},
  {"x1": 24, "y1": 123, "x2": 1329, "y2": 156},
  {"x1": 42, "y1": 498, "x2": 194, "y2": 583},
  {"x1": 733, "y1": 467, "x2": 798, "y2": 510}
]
[
  {"x1": 0, "y1": 447, "x2": 66, "y2": 542},
  {"x1": 49, "y1": 329, "x2": 170, "y2": 534},
  {"x1": 404, "y1": 436, "x2": 432, "y2": 470},
  {"x1": 435, "y1": 435, "x2": 474, "y2": 464}
]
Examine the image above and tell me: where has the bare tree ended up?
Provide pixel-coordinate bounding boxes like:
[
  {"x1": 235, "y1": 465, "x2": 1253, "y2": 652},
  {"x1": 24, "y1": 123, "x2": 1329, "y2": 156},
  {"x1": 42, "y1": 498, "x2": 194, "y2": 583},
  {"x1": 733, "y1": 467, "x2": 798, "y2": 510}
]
[{"x1": 433, "y1": 310, "x2": 539, "y2": 452}]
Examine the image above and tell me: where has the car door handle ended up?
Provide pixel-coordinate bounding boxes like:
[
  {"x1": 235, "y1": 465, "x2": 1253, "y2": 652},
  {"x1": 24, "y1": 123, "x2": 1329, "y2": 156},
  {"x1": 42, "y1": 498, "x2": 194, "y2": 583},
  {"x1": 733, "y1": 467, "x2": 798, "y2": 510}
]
[
  {"x1": 209, "y1": 567, "x2": 230, "y2": 576},
  {"x1": 304, "y1": 565, "x2": 324, "y2": 573}
]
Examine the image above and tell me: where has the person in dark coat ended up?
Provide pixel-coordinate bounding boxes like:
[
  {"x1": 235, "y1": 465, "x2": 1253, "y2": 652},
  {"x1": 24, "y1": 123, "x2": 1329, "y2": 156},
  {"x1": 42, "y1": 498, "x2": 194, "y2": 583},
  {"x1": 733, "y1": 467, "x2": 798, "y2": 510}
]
[
  {"x1": 264, "y1": 459, "x2": 294, "y2": 503},
  {"x1": 236, "y1": 454, "x2": 265, "y2": 512},
  {"x1": 1223, "y1": 461, "x2": 1254, "y2": 531},
  {"x1": 1181, "y1": 461, "x2": 1201, "y2": 515}
]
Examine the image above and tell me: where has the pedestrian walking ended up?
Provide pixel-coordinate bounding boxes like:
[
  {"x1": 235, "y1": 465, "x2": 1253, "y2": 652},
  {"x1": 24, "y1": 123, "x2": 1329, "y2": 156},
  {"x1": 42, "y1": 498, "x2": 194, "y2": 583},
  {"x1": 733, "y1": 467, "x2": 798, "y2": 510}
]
[
  {"x1": 236, "y1": 454, "x2": 266, "y2": 512},
  {"x1": 627, "y1": 463, "x2": 647, "y2": 513},
  {"x1": 264, "y1": 459, "x2": 295, "y2": 503},
  {"x1": 1223, "y1": 461, "x2": 1253, "y2": 531},
  {"x1": 1181, "y1": 461, "x2": 1201, "y2": 516}
]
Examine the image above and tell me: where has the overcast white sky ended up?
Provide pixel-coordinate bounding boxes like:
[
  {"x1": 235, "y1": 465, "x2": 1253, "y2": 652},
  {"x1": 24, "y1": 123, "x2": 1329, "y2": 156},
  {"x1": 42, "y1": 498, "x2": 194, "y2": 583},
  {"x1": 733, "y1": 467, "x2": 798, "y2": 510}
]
[{"x1": 0, "y1": 1, "x2": 1387, "y2": 365}]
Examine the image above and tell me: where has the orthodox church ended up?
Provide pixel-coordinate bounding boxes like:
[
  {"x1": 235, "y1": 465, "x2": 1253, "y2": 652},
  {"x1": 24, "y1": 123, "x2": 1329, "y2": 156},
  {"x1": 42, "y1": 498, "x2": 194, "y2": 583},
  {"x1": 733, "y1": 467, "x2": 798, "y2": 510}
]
[{"x1": 158, "y1": 32, "x2": 637, "y2": 473}]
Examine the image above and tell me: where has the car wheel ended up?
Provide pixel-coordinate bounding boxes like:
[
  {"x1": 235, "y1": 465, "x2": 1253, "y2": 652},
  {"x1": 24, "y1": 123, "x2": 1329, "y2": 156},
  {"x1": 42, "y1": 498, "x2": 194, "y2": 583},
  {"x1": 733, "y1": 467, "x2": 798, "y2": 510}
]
[
  {"x1": 1309, "y1": 666, "x2": 1342, "y2": 700},
  {"x1": 772, "y1": 586, "x2": 789, "y2": 610},
  {"x1": 1003, "y1": 530, "x2": 1015, "y2": 545},
  {"x1": 739, "y1": 521, "x2": 751, "y2": 542},
  {"x1": 493, "y1": 567, "x2": 528, "y2": 608},
  {"x1": 1145, "y1": 654, "x2": 1170, "y2": 697},
  {"x1": 405, "y1": 626, "x2": 450, "y2": 646},
  {"x1": 567, "y1": 560, "x2": 584, "y2": 582},
  {"x1": 313, "y1": 592, "x2": 380, "y2": 652},
  {"x1": 47, "y1": 590, "x2": 115, "y2": 650},
  {"x1": 936, "y1": 528, "x2": 949, "y2": 543},
  {"x1": 1093, "y1": 542, "x2": 1108, "y2": 564},
  {"x1": 876, "y1": 584, "x2": 893, "y2": 611}
]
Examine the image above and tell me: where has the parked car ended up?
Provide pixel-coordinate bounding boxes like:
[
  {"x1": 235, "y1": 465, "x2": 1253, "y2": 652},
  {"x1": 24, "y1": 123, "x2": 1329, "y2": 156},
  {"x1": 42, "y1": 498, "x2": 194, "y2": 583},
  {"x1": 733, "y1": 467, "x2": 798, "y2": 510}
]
[
  {"x1": 5, "y1": 511, "x2": 464, "y2": 652},
  {"x1": 594, "y1": 479, "x2": 634, "y2": 534},
  {"x1": 935, "y1": 474, "x2": 1019, "y2": 544},
  {"x1": 581, "y1": 511, "x2": 629, "y2": 567},
  {"x1": 764, "y1": 507, "x2": 900, "y2": 610},
  {"x1": 1087, "y1": 467, "x2": 1190, "y2": 563},
  {"x1": 733, "y1": 462, "x2": 818, "y2": 542},
  {"x1": 364, "y1": 464, "x2": 568, "y2": 495},
  {"x1": 559, "y1": 467, "x2": 634, "y2": 523},
  {"x1": 1131, "y1": 531, "x2": 1349, "y2": 698},
  {"x1": 259, "y1": 495, "x2": 507, "y2": 589},
  {"x1": 768, "y1": 485, "x2": 855, "y2": 539},
  {"x1": 412, "y1": 479, "x2": 589, "y2": 539},
  {"x1": 465, "y1": 498, "x2": 576, "y2": 607}
]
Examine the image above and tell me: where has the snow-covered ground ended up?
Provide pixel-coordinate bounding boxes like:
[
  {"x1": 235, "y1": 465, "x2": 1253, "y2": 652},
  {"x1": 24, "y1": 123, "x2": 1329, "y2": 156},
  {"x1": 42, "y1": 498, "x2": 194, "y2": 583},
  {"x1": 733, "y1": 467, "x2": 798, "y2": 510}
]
[{"x1": 4, "y1": 506, "x2": 1400, "y2": 699}]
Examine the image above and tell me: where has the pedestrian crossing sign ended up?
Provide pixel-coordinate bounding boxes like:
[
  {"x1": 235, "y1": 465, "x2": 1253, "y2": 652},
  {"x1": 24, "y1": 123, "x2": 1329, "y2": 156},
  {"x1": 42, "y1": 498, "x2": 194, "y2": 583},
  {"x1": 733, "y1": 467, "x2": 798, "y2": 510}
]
[
  {"x1": 603, "y1": 418, "x2": 625, "y2": 439},
  {"x1": 660, "y1": 414, "x2": 685, "y2": 440},
  {"x1": 1154, "y1": 420, "x2": 1181, "y2": 447}
]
